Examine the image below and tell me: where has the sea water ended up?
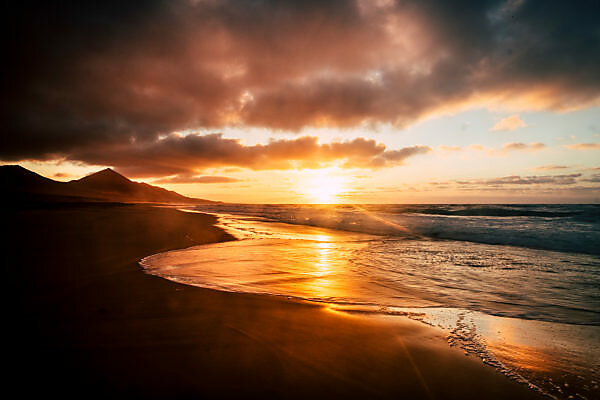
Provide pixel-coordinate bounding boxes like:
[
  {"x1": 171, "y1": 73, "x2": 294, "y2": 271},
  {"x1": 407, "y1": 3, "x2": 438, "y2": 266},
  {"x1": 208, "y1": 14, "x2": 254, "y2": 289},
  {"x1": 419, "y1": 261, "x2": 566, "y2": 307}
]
[{"x1": 141, "y1": 204, "x2": 600, "y2": 399}]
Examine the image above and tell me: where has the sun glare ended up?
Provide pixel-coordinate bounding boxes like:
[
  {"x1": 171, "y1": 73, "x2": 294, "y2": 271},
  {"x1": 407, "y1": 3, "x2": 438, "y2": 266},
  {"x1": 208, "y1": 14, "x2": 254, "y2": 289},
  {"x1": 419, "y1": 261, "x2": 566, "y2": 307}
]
[{"x1": 303, "y1": 171, "x2": 346, "y2": 203}]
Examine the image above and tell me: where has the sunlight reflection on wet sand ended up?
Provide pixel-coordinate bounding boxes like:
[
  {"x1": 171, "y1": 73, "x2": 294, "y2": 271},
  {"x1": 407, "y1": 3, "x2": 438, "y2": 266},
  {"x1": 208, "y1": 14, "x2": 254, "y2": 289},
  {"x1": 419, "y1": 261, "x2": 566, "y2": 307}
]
[{"x1": 143, "y1": 211, "x2": 600, "y2": 399}]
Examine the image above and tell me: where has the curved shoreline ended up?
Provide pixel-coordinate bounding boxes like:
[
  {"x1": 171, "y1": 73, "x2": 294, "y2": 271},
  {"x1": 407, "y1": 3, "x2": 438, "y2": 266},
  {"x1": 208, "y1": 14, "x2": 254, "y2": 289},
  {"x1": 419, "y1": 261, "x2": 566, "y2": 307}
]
[
  {"x1": 142, "y1": 211, "x2": 600, "y2": 399},
  {"x1": 7, "y1": 204, "x2": 543, "y2": 399}
]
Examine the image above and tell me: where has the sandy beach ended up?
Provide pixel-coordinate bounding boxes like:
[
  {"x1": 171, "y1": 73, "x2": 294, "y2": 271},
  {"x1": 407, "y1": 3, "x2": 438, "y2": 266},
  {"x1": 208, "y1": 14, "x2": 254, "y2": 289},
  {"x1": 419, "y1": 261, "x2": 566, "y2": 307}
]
[{"x1": 4, "y1": 204, "x2": 543, "y2": 399}]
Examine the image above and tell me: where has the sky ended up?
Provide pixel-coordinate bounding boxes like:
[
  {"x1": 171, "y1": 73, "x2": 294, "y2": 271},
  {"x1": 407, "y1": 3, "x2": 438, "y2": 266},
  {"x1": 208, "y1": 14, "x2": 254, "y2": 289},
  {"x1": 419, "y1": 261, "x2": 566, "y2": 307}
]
[{"x1": 2, "y1": 0, "x2": 600, "y2": 203}]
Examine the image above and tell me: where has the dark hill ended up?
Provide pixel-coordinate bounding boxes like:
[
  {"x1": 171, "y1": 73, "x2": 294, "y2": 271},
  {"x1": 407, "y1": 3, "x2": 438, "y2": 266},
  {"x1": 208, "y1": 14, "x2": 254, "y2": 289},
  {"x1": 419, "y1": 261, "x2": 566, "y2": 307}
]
[
  {"x1": 0, "y1": 165, "x2": 66, "y2": 193},
  {"x1": 1, "y1": 165, "x2": 217, "y2": 205}
]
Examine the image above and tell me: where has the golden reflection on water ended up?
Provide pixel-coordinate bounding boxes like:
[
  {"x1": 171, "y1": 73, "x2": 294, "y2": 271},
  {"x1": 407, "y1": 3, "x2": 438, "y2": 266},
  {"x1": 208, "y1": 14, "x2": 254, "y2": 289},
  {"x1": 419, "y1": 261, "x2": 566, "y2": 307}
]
[
  {"x1": 307, "y1": 238, "x2": 336, "y2": 296},
  {"x1": 465, "y1": 310, "x2": 600, "y2": 399},
  {"x1": 480, "y1": 315, "x2": 552, "y2": 372},
  {"x1": 175, "y1": 218, "x2": 371, "y2": 302},
  {"x1": 491, "y1": 343, "x2": 553, "y2": 372},
  {"x1": 315, "y1": 238, "x2": 333, "y2": 274},
  {"x1": 145, "y1": 213, "x2": 600, "y2": 399}
]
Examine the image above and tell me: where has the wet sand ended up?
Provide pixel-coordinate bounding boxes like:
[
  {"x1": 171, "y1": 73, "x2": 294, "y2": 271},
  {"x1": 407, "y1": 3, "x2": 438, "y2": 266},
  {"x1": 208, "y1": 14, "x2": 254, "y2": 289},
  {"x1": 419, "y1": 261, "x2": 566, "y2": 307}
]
[{"x1": 5, "y1": 204, "x2": 542, "y2": 399}]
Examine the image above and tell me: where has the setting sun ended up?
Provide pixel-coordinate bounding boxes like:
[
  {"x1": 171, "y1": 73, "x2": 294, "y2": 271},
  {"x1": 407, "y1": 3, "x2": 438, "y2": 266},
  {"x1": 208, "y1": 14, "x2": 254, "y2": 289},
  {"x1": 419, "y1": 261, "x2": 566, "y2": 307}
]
[{"x1": 302, "y1": 172, "x2": 346, "y2": 203}]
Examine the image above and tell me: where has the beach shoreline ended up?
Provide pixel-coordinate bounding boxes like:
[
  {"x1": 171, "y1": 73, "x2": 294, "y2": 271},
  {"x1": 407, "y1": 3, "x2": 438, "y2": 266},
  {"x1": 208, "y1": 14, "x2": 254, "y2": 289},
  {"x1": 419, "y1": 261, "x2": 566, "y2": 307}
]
[{"x1": 6, "y1": 203, "x2": 542, "y2": 399}]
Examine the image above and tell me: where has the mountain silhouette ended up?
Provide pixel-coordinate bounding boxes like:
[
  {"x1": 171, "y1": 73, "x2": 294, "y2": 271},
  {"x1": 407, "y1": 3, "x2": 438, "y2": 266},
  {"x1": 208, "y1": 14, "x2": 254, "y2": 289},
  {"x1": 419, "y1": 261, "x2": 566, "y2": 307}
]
[{"x1": 1, "y1": 165, "x2": 217, "y2": 204}]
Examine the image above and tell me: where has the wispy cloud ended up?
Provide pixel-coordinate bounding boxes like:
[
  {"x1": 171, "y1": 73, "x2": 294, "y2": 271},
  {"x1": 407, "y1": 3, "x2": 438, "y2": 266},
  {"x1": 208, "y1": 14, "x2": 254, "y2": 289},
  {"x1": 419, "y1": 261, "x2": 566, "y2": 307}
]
[
  {"x1": 566, "y1": 143, "x2": 600, "y2": 150},
  {"x1": 482, "y1": 174, "x2": 581, "y2": 185},
  {"x1": 153, "y1": 175, "x2": 241, "y2": 184},
  {"x1": 502, "y1": 142, "x2": 546, "y2": 152},
  {"x1": 449, "y1": 173, "x2": 583, "y2": 187},
  {"x1": 439, "y1": 145, "x2": 461, "y2": 152},
  {"x1": 461, "y1": 142, "x2": 545, "y2": 155},
  {"x1": 468, "y1": 144, "x2": 486, "y2": 151},
  {"x1": 491, "y1": 115, "x2": 527, "y2": 132},
  {"x1": 534, "y1": 165, "x2": 569, "y2": 171}
]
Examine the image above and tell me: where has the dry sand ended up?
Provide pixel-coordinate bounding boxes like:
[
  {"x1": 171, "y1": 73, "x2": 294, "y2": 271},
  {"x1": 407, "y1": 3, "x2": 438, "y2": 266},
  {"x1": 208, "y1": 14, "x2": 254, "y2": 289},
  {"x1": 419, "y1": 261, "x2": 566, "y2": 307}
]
[{"x1": 5, "y1": 204, "x2": 542, "y2": 399}]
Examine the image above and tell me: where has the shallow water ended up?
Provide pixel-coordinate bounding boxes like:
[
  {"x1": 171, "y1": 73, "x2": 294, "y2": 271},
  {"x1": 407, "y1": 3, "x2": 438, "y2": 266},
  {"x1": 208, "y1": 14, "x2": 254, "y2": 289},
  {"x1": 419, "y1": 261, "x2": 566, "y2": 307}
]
[
  {"x1": 185, "y1": 204, "x2": 600, "y2": 255},
  {"x1": 141, "y1": 205, "x2": 600, "y2": 399}
]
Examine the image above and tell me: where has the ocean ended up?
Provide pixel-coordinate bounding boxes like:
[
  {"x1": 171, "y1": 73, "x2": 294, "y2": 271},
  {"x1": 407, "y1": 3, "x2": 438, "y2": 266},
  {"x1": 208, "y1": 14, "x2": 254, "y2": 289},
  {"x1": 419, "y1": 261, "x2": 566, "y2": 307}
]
[{"x1": 141, "y1": 204, "x2": 600, "y2": 399}]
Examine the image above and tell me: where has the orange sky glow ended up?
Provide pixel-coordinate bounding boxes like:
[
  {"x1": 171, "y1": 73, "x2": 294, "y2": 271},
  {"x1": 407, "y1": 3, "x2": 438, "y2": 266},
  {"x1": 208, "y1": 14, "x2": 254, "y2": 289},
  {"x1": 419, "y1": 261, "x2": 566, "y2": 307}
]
[{"x1": 2, "y1": 0, "x2": 599, "y2": 203}]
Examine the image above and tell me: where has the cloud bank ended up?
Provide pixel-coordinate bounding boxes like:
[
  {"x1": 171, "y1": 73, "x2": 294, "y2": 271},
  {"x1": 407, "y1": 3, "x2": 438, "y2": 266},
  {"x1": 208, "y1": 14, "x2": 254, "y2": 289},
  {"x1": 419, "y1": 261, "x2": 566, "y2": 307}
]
[
  {"x1": 1, "y1": 0, "x2": 599, "y2": 170},
  {"x1": 69, "y1": 133, "x2": 431, "y2": 176}
]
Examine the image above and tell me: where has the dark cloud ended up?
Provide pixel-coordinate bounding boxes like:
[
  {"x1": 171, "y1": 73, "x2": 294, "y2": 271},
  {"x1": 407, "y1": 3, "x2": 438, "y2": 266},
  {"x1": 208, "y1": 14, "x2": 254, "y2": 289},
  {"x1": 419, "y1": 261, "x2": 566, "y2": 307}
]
[
  {"x1": 1, "y1": 0, "x2": 599, "y2": 165},
  {"x1": 456, "y1": 173, "x2": 582, "y2": 186},
  {"x1": 69, "y1": 133, "x2": 430, "y2": 177},
  {"x1": 153, "y1": 175, "x2": 241, "y2": 184},
  {"x1": 581, "y1": 174, "x2": 600, "y2": 183},
  {"x1": 485, "y1": 174, "x2": 581, "y2": 186}
]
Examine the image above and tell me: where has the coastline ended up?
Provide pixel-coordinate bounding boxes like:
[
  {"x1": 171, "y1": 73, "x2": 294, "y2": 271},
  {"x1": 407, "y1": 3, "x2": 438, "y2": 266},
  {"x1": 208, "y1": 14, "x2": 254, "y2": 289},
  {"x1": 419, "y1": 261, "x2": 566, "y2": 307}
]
[{"x1": 6, "y1": 204, "x2": 542, "y2": 399}]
